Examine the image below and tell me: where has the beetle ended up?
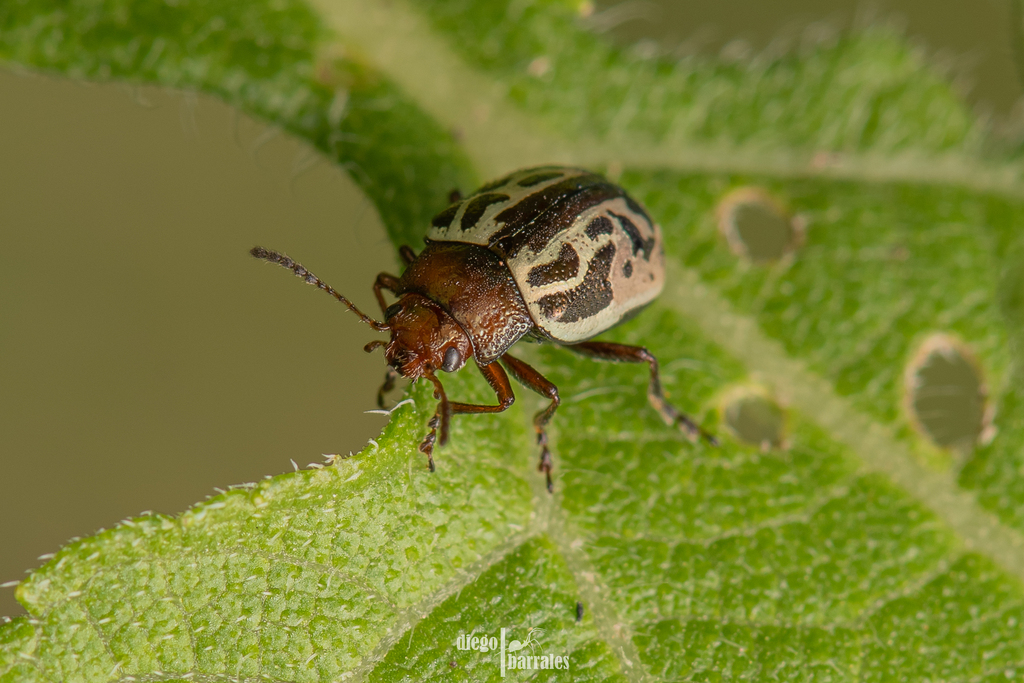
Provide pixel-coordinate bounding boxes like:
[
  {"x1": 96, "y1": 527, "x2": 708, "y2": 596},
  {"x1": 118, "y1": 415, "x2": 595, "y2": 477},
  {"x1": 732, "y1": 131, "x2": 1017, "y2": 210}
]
[{"x1": 252, "y1": 166, "x2": 715, "y2": 492}]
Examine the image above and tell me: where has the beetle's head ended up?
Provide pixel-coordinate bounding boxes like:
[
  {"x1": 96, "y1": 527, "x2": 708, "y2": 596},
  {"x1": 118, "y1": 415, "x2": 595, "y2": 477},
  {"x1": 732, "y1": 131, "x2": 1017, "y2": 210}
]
[
  {"x1": 381, "y1": 293, "x2": 473, "y2": 380},
  {"x1": 249, "y1": 247, "x2": 470, "y2": 453}
]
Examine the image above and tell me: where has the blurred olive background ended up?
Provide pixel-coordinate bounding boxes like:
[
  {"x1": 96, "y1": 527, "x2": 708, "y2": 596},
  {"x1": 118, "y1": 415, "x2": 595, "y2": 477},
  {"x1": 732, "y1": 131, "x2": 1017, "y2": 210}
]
[{"x1": 0, "y1": 0, "x2": 1018, "y2": 618}]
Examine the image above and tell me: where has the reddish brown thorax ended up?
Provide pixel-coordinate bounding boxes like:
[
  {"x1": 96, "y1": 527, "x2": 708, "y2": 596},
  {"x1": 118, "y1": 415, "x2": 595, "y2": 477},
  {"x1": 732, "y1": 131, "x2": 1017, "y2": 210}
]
[
  {"x1": 384, "y1": 294, "x2": 473, "y2": 379},
  {"x1": 393, "y1": 242, "x2": 534, "y2": 366}
]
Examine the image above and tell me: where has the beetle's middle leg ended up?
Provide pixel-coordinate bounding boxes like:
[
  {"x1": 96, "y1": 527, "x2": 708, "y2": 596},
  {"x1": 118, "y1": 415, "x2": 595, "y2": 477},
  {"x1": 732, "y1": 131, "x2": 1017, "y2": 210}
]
[
  {"x1": 500, "y1": 352, "x2": 560, "y2": 494},
  {"x1": 567, "y1": 341, "x2": 717, "y2": 446},
  {"x1": 418, "y1": 361, "x2": 516, "y2": 473}
]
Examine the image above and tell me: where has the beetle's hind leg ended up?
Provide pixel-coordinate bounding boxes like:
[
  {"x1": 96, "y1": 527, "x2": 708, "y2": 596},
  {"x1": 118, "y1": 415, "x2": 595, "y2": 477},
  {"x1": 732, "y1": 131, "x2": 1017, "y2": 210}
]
[
  {"x1": 501, "y1": 353, "x2": 561, "y2": 493},
  {"x1": 567, "y1": 341, "x2": 717, "y2": 446}
]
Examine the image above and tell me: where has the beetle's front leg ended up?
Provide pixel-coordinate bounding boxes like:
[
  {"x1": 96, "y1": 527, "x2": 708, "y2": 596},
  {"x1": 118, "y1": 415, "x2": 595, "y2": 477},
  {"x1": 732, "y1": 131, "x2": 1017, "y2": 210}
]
[
  {"x1": 417, "y1": 361, "x2": 516, "y2": 473},
  {"x1": 567, "y1": 341, "x2": 717, "y2": 445},
  {"x1": 373, "y1": 273, "x2": 401, "y2": 315},
  {"x1": 399, "y1": 245, "x2": 417, "y2": 266},
  {"x1": 500, "y1": 353, "x2": 560, "y2": 493}
]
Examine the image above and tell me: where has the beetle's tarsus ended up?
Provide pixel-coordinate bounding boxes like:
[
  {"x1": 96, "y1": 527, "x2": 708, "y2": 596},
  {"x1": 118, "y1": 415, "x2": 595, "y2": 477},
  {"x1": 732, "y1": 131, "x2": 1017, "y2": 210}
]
[
  {"x1": 537, "y1": 442, "x2": 554, "y2": 494},
  {"x1": 420, "y1": 406, "x2": 448, "y2": 473},
  {"x1": 418, "y1": 428, "x2": 437, "y2": 472},
  {"x1": 376, "y1": 366, "x2": 399, "y2": 409},
  {"x1": 650, "y1": 390, "x2": 717, "y2": 445}
]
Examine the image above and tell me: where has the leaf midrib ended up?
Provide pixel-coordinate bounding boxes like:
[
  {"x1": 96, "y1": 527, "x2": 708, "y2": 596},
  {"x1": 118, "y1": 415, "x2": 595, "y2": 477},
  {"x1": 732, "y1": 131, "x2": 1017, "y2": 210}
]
[{"x1": 524, "y1": 430, "x2": 654, "y2": 683}]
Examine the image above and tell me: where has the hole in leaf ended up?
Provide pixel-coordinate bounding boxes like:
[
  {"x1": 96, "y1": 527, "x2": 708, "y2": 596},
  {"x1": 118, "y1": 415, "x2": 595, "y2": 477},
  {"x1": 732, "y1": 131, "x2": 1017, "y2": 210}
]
[
  {"x1": 717, "y1": 187, "x2": 802, "y2": 262},
  {"x1": 905, "y1": 334, "x2": 988, "y2": 450},
  {"x1": 722, "y1": 388, "x2": 786, "y2": 449}
]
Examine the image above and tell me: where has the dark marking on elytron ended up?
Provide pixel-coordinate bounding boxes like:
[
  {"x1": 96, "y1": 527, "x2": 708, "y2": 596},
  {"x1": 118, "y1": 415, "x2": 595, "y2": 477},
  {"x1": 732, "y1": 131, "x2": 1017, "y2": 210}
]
[
  {"x1": 527, "y1": 242, "x2": 580, "y2": 287},
  {"x1": 493, "y1": 175, "x2": 606, "y2": 239},
  {"x1": 623, "y1": 260, "x2": 633, "y2": 278},
  {"x1": 460, "y1": 193, "x2": 510, "y2": 232},
  {"x1": 611, "y1": 211, "x2": 655, "y2": 260},
  {"x1": 491, "y1": 176, "x2": 623, "y2": 258},
  {"x1": 431, "y1": 203, "x2": 461, "y2": 228},
  {"x1": 625, "y1": 195, "x2": 654, "y2": 226},
  {"x1": 537, "y1": 242, "x2": 616, "y2": 323},
  {"x1": 585, "y1": 215, "x2": 614, "y2": 239},
  {"x1": 517, "y1": 170, "x2": 564, "y2": 187}
]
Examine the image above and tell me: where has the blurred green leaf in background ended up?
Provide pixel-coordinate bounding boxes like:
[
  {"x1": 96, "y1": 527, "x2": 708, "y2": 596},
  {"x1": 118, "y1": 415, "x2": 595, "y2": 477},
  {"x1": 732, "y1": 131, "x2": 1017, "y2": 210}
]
[{"x1": 3, "y1": 0, "x2": 1024, "y2": 680}]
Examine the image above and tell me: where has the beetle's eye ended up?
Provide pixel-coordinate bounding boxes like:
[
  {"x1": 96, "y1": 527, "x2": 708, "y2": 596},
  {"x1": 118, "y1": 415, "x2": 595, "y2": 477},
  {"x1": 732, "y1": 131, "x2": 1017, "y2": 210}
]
[
  {"x1": 442, "y1": 346, "x2": 461, "y2": 373},
  {"x1": 385, "y1": 303, "x2": 402, "y2": 320}
]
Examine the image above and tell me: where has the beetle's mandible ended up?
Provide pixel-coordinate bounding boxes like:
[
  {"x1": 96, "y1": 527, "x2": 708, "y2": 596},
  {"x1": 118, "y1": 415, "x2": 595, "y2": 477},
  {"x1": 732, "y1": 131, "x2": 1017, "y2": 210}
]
[{"x1": 252, "y1": 166, "x2": 715, "y2": 492}]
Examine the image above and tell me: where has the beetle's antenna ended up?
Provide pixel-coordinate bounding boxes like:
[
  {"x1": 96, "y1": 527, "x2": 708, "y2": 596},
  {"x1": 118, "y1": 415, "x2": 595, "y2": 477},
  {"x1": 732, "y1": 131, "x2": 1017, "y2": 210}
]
[{"x1": 251, "y1": 247, "x2": 389, "y2": 331}]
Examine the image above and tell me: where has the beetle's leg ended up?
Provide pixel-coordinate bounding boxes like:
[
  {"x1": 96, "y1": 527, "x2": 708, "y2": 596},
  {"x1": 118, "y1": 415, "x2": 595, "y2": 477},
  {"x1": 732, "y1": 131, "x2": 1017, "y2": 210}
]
[
  {"x1": 373, "y1": 272, "x2": 401, "y2": 315},
  {"x1": 377, "y1": 366, "x2": 400, "y2": 409},
  {"x1": 418, "y1": 362, "x2": 515, "y2": 472},
  {"x1": 500, "y1": 352, "x2": 560, "y2": 494},
  {"x1": 567, "y1": 341, "x2": 717, "y2": 446},
  {"x1": 447, "y1": 361, "x2": 516, "y2": 416},
  {"x1": 448, "y1": 189, "x2": 462, "y2": 204},
  {"x1": 419, "y1": 412, "x2": 441, "y2": 473},
  {"x1": 399, "y1": 245, "x2": 417, "y2": 266}
]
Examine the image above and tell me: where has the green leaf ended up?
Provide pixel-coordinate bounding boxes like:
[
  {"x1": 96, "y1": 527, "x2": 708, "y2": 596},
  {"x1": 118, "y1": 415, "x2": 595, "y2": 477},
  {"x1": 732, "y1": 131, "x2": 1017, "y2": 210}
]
[{"x1": 3, "y1": 0, "x2": 1024, "y2": 680}]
